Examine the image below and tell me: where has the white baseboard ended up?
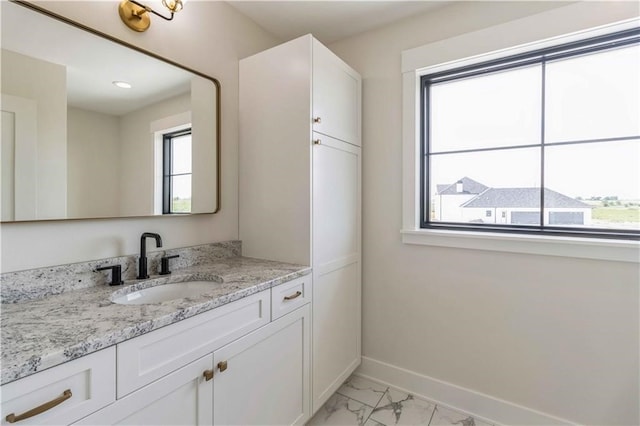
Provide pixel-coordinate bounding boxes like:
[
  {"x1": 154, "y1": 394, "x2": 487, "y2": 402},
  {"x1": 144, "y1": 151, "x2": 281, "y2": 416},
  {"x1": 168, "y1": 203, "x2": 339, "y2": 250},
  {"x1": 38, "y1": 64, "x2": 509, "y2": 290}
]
[{"x1": 355, "y1": 356, "x2": 575, "y2": 426}]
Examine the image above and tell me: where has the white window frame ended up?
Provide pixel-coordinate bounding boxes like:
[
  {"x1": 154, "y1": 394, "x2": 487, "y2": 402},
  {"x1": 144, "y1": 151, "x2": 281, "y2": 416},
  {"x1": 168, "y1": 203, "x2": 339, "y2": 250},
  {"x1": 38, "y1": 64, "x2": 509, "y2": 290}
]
[{"x1": 401, "y1": 3, "x2": 640, "y2": 263}]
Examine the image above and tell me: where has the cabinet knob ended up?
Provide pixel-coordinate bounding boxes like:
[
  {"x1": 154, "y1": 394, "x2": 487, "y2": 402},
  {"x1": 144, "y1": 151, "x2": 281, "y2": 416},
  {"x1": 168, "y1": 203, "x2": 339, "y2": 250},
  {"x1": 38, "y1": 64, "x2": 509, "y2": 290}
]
[
  {"x1": 203, "y1": 369, "x2": 214, "y2": 381},
  {"x1": 313, "y1": 117, "x2": 322, "y2": 124},
  {"x1": 313, "y1": 139, "x2": 321, "y2": 145},
  {"x1": 218, "y1": 360, "x2": 228, "y2": 372}
]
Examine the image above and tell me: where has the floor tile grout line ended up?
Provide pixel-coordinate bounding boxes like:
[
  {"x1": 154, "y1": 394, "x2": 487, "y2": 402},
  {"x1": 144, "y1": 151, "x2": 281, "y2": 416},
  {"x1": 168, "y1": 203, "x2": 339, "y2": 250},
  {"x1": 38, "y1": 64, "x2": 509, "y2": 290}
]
[
  {"x1": 368, "y1": 389, "x2": 392, "y2": 425},
  {"x1": 367, "y1": 388, "x2": 390, "y2": 425},
  {"x1": 335, "y1": 388, "x2": 388, "y2": 412},
  {"x1": 357, "y1": 386, "x2": 387, "y2": 426},
  {"x1": 332, "y1": 393, "x2": 378, "y2": 426},
  {"x1": 427, "y1": 404, "x2": 438, "y2": 426},
  {"x1": 334, "y1": 377, "x2": 390, "y2": 425},
  {"x1": 372, "y1": 386, "x2": 390, "y2": 410}
]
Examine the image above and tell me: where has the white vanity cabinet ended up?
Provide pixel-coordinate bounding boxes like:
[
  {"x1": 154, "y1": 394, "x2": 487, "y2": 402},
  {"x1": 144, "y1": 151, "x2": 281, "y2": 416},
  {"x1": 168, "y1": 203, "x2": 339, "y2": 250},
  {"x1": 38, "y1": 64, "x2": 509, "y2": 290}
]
[
  {"x1": 0, "y1": 348, "x2": 115, "y2": 426},
  {"x1": 71, "y1": 277, "x2": 311, "y2": 426},
  {"x1": 77, "y1": 305, "x2": 311, "y2": 426},
  {"x1": 239, "y1": 34, "x2": 361, "y2": 413}
]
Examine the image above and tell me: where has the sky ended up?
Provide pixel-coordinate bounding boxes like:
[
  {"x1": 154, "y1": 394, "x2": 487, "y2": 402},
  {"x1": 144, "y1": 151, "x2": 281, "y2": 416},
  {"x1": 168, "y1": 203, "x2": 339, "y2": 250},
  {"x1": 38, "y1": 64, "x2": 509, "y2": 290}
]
[
  {"x1": 171, "y1": 133, "x2": 192, "y2": 201},
  {"x1": 429, "y1": 43, "x2": 640, "y2": 200}
]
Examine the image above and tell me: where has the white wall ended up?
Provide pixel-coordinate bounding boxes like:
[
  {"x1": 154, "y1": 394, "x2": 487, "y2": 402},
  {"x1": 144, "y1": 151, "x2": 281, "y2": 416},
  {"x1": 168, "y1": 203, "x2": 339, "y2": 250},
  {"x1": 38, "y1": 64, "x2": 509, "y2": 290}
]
[
  {"x1": 118, "y1": 93, "x2": 190, "y2": 217},
  {"x1": 329, "y1": 2, "x2": 640, "y2": 424},
  {"x1": 67, "y1": 107, "x2": 120, "y2": 218},
  {"x1": 0, "y1": 1, "x2": 280, "y2": 271},
  {"x1": 1, "y1": 49, "x2": 67, "y2": 219}
]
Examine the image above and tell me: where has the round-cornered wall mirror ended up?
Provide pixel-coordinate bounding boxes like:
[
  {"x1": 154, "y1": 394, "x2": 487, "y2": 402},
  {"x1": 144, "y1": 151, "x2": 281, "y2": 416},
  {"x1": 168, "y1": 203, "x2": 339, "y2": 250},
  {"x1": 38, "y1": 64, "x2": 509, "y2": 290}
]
[{"x1": 0, "y1": 0, "x2": 220, "y2": 222}]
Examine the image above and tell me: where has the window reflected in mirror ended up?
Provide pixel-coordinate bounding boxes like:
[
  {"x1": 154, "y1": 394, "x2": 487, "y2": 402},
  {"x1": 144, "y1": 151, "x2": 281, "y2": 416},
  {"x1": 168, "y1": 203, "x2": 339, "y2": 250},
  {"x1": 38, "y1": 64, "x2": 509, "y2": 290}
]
[{"x1": 163, "y1": 129, "x2": 193, "y2": 214}]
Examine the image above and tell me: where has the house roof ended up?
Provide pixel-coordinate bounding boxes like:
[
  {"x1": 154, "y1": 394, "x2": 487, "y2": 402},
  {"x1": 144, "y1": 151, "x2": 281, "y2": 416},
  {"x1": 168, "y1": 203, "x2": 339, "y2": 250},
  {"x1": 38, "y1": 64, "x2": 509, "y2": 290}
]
[
  {"x1": 436, "y1": 177, "x2": 488, "y2": 195},
  {"x1": 460, "y1": 188, "x2": 592, "y2": 209}
]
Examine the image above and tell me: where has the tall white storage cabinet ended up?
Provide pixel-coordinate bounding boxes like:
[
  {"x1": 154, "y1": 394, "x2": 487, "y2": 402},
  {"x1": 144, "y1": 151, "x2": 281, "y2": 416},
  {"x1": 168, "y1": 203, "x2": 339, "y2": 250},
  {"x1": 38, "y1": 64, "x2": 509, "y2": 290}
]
[{"x1": 239, "y1": 34, "x2": 361, "y2": 414}]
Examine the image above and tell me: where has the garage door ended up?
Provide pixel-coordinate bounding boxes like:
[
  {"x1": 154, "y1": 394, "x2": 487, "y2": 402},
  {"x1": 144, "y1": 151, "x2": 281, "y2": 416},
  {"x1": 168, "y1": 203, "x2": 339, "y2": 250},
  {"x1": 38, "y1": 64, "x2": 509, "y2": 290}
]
[
  {"x1": 549, "y1": 211, "x2": 584, "y2": 225},
  {"x1": 510, "y1": 211, "x2": 539, "y2": 224}
]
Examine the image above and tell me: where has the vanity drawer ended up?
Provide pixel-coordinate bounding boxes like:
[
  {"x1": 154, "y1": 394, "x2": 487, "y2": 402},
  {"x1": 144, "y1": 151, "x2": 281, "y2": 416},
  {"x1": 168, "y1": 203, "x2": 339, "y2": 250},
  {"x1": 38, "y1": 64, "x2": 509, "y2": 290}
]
[
  {"x1": 0, "y1": 347, "x2": 115, "y2": 426},
  {"x1": 117, "y1": 290, "x2": 270, "y2": 398},
  {"x1": 272, "y1": 275, "x2": 312, "y2": 320}
]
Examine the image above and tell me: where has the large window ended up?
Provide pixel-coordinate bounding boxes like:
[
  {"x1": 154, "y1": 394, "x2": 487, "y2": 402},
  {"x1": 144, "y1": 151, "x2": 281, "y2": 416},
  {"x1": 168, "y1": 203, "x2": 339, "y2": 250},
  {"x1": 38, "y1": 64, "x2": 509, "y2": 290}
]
[
  {"x1": 421, "y1": 28, "x2": 640, "y2": 239},
  {"x1": 163, "y1": 128, "x2": 192, "y2": 214}
]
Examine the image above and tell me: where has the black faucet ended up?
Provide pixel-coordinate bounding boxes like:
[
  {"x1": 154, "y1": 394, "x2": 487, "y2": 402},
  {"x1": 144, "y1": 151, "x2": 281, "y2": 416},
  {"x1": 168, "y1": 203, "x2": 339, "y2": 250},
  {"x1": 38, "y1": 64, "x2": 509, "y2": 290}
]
[{"x1": 138, "y1": 232, "x2": 163, "y2": 279}]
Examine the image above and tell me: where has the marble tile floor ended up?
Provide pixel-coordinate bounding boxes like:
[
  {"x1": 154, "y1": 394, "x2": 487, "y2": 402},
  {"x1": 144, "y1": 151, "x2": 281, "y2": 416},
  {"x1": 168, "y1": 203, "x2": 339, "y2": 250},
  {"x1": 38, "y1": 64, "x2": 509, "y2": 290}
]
[{"x1": 307, "y1": 375, "x2": 496, "y2": 426}]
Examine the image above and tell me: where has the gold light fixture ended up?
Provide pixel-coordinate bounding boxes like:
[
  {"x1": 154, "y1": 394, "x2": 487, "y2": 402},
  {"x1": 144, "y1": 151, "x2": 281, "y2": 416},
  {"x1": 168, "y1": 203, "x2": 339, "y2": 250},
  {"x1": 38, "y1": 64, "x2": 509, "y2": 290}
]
[{"x1": 118, "y1": 0, "x2": 185, "y2": 32}]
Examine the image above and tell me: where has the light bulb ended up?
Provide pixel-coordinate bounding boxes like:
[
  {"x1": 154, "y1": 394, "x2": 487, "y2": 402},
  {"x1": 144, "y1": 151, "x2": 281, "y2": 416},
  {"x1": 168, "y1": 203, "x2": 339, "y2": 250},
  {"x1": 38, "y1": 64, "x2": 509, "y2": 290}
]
[
  {"x1": 162, "y1": 0, "x2": 185, "y2": 13},
  {"x1": 113, "y1": 81, "x2": 132, "y2": 89}
]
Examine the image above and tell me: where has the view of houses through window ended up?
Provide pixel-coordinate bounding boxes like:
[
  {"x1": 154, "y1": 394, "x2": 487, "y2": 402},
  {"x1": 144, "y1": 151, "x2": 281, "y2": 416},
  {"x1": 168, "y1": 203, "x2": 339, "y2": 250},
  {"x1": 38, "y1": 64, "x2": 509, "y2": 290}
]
[
  {"x1": 422, "y1": 29, "x2": 640, "y2": 237},
  {"x1": 434, "y1": 176, "x2": 597, "y2": 227}
]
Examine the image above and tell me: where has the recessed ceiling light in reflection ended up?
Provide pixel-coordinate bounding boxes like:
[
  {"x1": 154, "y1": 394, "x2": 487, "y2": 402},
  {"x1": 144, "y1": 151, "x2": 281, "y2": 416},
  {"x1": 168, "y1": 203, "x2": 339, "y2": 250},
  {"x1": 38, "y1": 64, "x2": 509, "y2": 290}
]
[{"x1": 113, "y1": 81, "x2": 132, "y2": 89}]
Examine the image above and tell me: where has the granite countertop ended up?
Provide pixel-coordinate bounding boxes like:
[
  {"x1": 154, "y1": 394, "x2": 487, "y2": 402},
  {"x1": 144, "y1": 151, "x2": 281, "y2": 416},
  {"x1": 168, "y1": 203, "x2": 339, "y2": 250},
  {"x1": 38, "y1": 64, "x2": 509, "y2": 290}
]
[{"x1": 0, "y1": 256, "x2": 311, "y2": 385}]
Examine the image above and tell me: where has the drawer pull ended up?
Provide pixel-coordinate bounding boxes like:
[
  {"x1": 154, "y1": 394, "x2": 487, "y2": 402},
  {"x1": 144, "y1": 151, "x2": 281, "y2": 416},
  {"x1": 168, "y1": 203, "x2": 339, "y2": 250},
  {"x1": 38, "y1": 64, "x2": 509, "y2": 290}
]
[
  {"x1": 218, "y1": 361, "x2": 228, "y2": 372},
  {"x1": 284, "y1": 291, "x2": 302, "y2": 301},
  {"x1": 203, "y1": 369, "x2": 214, "y2": 381},
  {"x1": 5, "y1": 389, "x2": 72, "y2": 423},
  {"x1": 313, "y1": 117, "x2": 322, "y2": 124}
]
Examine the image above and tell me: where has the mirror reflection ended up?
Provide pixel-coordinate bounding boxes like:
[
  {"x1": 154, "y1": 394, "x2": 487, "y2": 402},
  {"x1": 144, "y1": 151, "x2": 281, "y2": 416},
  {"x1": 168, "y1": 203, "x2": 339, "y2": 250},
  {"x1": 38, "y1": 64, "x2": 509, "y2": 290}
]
[{"x1": 0, "y1": 1, "x2": 220, "y2": 222}]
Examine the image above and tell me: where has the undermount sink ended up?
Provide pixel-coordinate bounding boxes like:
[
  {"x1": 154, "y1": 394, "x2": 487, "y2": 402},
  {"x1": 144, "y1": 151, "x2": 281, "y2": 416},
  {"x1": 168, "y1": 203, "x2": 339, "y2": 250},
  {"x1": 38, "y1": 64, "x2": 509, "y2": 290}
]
[{"x1": 112, "y1": 281, "x2": 219, "y2": 305}]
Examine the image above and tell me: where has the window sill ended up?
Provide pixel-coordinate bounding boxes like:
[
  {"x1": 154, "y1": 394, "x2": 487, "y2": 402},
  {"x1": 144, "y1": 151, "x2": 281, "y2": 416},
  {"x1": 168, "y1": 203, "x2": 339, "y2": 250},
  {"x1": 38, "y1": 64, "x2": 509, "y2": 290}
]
[{"x1": 401, "y1": 228, "x2": 640, "y2": 263}]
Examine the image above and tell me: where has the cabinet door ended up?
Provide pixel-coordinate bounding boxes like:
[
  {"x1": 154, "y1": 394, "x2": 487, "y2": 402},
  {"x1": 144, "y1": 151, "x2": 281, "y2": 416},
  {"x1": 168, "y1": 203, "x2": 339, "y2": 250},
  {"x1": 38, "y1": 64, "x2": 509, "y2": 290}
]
[
  {"x1": 312, "y1": 134, "x2": 361, "y2": 411},
  {"x1": 74, "y1": 355, "x2": 213, "y2": 426},
  {"x1": 312, "y1": 39, "x2": 361, "y2": 146},
  {"x1": 213, "y1": 305, "x2": 311, "y2": 426}
]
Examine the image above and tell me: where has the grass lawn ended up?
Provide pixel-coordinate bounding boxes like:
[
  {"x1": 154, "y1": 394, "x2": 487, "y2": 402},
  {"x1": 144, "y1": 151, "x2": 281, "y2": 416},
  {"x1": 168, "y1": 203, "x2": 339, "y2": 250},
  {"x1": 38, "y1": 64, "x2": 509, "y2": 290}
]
[
  {"x1": 592, "y1": 207, "x2": 640, "y2": 223},
  {"x1": 171, "y1": 199, "x2": 191, "y2": 213}
]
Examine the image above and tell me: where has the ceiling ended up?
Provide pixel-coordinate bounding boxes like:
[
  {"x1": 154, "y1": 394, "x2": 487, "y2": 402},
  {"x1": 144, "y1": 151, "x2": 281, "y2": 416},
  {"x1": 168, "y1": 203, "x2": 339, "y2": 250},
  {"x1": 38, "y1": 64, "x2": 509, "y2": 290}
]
[
  {"x1": 2, "y1": 1, "x2": 197, "y2": 116},
  {"x1": 2, "y1": 1, "x2": 449, "y2": 115},
  {"x1": 226, "y1": 1, "x2": 449, "y2": 45}
]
